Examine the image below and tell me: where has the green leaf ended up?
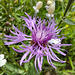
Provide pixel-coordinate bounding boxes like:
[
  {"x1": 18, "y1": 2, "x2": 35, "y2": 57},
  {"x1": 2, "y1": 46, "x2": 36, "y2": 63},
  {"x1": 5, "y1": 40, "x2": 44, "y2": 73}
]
[
  {"x1": 12, "y1": 13, "x2": 21, "y2": 22},
  {"x1": 59, "y1": 70, "x2": 75, "y2": 73},
  {"x1": 68, "y1": 57, "x2": 75, "y2": 70},
  {"x1": 0, "y1": 72, "x2": 4, "y2": 75},
  {"x1": 0, "y1": 39, "x2": 4, "y2": 45},
  {"x1": 21, "y1": 0, "x2": 26, "y2": 4},
  {"x1": 53, "y1": 62, "x2": 66, "y2": 67},
  {"x1": 26, "y1": 62, "x2": 38, "y2": 75},
  {"x1": 5, "y1": 62, "x2": 25, "y2": 74},
  {"x1": 15, "y1": 5, "x2": 24, "y2": 12},
  {"x1": 63, "y1": 19, "x2": 75, "y2": 25}
]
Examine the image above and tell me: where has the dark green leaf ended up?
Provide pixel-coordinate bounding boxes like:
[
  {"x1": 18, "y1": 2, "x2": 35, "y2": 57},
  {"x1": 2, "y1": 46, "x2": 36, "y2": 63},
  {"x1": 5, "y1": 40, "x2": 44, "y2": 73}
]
[{"x1": 63, "y1": 19, "x2": 75, "y2": 25}]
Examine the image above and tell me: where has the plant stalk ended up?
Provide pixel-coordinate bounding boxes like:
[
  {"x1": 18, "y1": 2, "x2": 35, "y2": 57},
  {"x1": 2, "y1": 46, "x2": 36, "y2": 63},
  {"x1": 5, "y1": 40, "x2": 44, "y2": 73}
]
[{"x1": 58, "y1": 0, "x2": 74, "y2": 26}]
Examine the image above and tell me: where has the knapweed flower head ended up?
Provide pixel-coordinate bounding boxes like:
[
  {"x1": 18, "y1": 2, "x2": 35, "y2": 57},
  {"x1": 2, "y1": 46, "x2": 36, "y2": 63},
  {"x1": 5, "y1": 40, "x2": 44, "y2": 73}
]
[
  {"x1": 0, "y1": 54, "x2": 7, "y2": 67},
  {"x1": 4, "y1": 12, "x2": 71, "y2": 72}
]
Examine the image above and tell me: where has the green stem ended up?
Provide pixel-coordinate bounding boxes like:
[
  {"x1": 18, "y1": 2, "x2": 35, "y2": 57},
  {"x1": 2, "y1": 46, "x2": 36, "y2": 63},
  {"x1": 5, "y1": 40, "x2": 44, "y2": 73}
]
[
  {"x1": 58, "y1": 0, "x2": 74, "y2": 26},
  {"x1": 68, "y1": 57, "x2": 74, "y2": 70},
  {"x1": 12, "y1": 58, "x2": 23, "y2": 69},
  {"x1": 0, "y1": 39, "x2": 9, "y2": 54}
]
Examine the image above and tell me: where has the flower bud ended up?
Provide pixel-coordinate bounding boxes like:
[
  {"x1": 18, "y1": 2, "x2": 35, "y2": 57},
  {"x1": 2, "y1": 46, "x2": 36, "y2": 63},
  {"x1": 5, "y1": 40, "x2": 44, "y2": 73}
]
[
  {"x1": 36, "y1": 1, "x2": 43, "y2": 9},
  {"x1": 60, "y1": 25, "x2": 69, "y2": 30},
  {"x1": 45, "y1": 0, "x2": 55, "y2": 15},
  {"x1": 47, "y1": 1, "x2": 52, "y2": 5},
  {"x1": 65, "y1": 25, "x2": 69, "y2": 28}
]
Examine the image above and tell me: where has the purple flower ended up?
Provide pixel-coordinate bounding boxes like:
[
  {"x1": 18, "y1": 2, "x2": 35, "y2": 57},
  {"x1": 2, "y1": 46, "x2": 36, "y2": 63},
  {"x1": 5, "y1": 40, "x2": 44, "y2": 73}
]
[{"x1": 4, "y1": 12, "x2": 72, "y2": 72}]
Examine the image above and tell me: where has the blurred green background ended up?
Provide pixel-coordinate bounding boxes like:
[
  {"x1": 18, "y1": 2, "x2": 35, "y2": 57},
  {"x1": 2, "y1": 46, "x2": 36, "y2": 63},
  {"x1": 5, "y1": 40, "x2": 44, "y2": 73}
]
[{"x1": 0, "y1": 0, "x2": 75, "y2": 75}]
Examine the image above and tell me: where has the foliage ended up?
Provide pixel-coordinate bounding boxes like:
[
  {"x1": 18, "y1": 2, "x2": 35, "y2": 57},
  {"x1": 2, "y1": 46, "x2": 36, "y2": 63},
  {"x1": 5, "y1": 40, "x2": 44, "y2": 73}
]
[{"x1": 0, "y1": 0, "x2": 75, "y2": 75}]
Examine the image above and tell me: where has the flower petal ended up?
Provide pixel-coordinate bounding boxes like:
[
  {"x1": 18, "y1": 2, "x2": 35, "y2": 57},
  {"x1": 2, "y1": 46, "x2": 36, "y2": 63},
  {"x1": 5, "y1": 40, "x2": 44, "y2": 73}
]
[{"x1": 20, "y1": 51, "x2": 29, "y2": 65}]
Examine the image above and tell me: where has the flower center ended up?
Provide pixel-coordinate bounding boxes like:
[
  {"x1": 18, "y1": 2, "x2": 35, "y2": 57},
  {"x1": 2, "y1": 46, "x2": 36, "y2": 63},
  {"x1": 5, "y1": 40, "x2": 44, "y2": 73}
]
[{"x1": 30, "y1": 40, "x2": 47, "y2": 47}]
